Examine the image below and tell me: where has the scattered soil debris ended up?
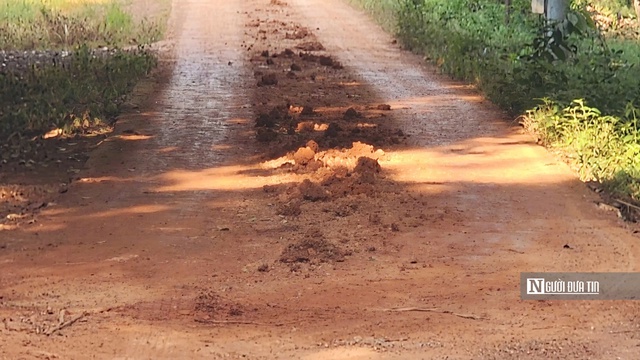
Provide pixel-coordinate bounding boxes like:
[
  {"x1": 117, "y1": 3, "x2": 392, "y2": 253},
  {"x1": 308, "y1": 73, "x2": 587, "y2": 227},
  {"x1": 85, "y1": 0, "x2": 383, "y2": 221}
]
[
  {"x1": 344, "y1": 107, "x2": 361, "y2": 119},
  {"x1": 277, "y1": 200, "x2": 302, "y2": 216},
  {"x1": 194, "y1": 291, "x2": 244, "y2": 319},
  {"x1": 299, "y1": 105, "x2": 314, "y2": 116},
  {"x1": 285, "y1": 27, "x2": 310, "y2": 39},
  {"x1": 293, "y1": 146, "x2": 315, "y2": 165},
  {"x1": 295, "y1": 41, "x2": 325, "y2": 51},
  {"x1": 298, "y1": 179, "x2": 329, "y2": 201},
  {"x1": 279, "y1": 232, "x2": 348, "y2": 265},
  {"x1": 258, "y1": 73, "x2": 278, "y2": 86}
]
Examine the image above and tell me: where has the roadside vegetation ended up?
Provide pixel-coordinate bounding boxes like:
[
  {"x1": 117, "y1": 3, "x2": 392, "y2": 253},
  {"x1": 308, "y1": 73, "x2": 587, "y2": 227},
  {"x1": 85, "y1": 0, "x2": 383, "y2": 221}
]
[
  {"x1": 0, "y1": 0, "x2": 168, "y2": 139},
  {"x1": 350, "y1": 0, "x2": 640, "y2": 207}
]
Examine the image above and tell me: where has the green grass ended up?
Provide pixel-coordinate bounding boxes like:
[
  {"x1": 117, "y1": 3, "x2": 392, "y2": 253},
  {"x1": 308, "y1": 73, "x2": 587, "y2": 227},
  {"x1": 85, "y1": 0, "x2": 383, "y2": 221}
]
[
  {"x1": 350, "y1": 0, "x2": 640, "y2": 204},
  {"x1": 0, "y1": 0, "x2": 165, "y2": 50},
  {"x1": 0, "y1": 46, "x2": 157, "y2": 137},
  {"x1": 346, "y1": 0, "x2": 399, "y2": 33},
  {"x1": 0, "y1": 0, "x2": 168, "y2": 140}
]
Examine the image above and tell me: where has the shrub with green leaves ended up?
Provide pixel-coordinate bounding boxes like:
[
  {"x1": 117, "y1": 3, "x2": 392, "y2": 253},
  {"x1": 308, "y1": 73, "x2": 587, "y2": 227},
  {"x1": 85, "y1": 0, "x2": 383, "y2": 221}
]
[
  {"x1": 0, "y1": 46, "x2": 157, "y2": 137},
  {"x1": 0, "y1": 0, "x2": 167, "y2": 140},
  {"x1": 351, "y1": 0, "x2": 640, "y2": 202}
]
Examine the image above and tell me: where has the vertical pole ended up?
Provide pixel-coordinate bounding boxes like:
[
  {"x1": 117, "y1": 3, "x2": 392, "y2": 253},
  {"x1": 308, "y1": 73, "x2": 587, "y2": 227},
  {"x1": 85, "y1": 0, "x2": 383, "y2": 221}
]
[{"x1": 546, "y1": 0, "x2": 568, "y2": 21}]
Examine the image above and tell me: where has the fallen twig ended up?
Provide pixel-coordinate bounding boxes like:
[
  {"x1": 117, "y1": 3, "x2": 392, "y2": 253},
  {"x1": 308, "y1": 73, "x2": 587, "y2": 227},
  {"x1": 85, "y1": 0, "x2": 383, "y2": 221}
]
[
  {"x1": 45, "y1": 311, "x2": 88, "y2": 336},
  {"x1": 614, "y1": 198, "x2": 640, "y2": 212},
  {"x1": 44, "y1": 307, "x2": 115, "y2": 336},
  {"x1": 379, "y1": 307, "x2": 486, "y2": 320}
]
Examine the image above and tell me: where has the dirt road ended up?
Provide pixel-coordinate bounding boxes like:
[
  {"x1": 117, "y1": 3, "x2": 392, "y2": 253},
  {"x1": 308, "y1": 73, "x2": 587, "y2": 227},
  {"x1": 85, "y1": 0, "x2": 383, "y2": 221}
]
[{"x1": 2, "y1": 0, "x2": 640, "y2": 359}]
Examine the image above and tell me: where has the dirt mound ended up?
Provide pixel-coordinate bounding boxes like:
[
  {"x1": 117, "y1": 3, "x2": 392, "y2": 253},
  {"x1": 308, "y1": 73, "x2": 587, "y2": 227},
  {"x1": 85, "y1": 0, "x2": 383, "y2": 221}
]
[
  {"x1": 258, "y1": 73, "x2": 278, "y2": 86},
  {"x1": 295, "y1": 41, "x2": 325, "y2": 51},
  {"x1": 353, "y1": 156, "x2": 381, "y2": 184},
  {"x1": 343, "y1": 107, "x2": 361, "y2": 119},
  {"x1": 276, "y1": 48, "x2": 295, "y2": 57},
  {"x1": 316, "y1": 141, "x2": 384, "y2": 170},
  {"x1": 293, "y1": 146, "x2": 315, "y2": 165},
  {"x1": 255, "y1": 106, "x2": 292, "y2": 129},
  {"x1": 300, "y1": 105, "x2": 314, "y2": 116},
  {"x1": 299, "y1": 52, "x2": 343, "y2": 69},
  {"x1": 276, "y1": 200, "x2": 302, "y2": 216},
  {"x1": 285, "y1": 27, "x2": 310, "y2": 39},
  {"x1": 298, "y1": 179, "x2": 329, "y2": 201},
  {"x1": 279, "y1": 232, "x2": 347, "y2": 265},
  {"x1": 249, "y1": 20, "x2": 405, "y2": 153},
  {"x1": 266, "y1": 142, "x2": 385, "y2": 178},
  {"x1": 306, "y1": 139, "x2": 319, "y2": 152},
  {"x1": 284, "y1": 144, "x2": 384, "y2": 201},
  {"x1": 319, "y1": 159, "x2": 380, "y2": 197},
  {"x1": 324, "y1": 122, "x2": 342, "y2": 137},
  {"x1": 194, "y1": 291, "x2": 244, "y2": 319},
  {"x1": 319, "y1": 55, "x2": 343, "y2": 69}
]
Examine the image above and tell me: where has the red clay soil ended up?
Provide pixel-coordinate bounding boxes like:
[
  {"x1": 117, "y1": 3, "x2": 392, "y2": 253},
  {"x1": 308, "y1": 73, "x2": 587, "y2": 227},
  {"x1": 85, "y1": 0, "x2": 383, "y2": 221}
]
[{"x1": 2, "y1": 0, "x2": 640, "y2": 359}]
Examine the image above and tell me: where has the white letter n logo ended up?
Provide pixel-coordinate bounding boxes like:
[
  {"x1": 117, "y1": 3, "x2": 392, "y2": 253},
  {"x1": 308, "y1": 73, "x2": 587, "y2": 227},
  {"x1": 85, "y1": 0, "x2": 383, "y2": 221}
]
[{"x1": 527, "y1": 278, "x2": 545, "y2": 294}]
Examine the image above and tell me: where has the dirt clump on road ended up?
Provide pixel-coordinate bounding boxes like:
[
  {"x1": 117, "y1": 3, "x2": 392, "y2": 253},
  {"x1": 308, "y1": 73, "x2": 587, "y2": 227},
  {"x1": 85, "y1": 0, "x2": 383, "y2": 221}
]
[
  {"x1": 298, "y1": 179, "x2": 329, "y2": 201},
  {"x1": 194, "y1": 291, "x2": 245, "y2": 319},
  {"x1": 295, "y1": 41, "x2": 325, "y2": 51},
  {"x1": 285, "y1": 27, "x2": 310, "y2": 40},
  {"x1": 279, "y1": 230, "x2": 349, "y2": 266},
  {"x1": 243, "y1": 6, "x2": 412, "y2": 263},
  {"x1": 258, "y1": 72, "x2": 278, "y2": 86}
]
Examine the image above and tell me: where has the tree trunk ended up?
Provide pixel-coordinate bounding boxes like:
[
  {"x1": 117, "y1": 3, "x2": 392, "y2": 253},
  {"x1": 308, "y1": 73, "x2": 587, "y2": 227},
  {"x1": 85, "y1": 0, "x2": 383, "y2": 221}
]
[{"x1": 635, "y1": 0, "x2": 640, "y2": 24}]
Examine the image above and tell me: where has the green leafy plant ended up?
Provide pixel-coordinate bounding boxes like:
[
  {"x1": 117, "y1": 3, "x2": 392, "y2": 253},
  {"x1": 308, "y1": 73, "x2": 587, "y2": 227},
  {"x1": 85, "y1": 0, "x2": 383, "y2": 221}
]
[
  {"x1": 0, "y1": 46, "x2": 157, "y2": 138},
  {"x1": 351, "y1": 0, "x2": 640, "y2": 203}
]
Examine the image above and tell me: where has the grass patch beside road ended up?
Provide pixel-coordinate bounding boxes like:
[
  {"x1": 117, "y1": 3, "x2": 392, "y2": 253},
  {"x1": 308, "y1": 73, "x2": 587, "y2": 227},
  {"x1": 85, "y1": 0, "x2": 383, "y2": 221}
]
[
  {"x1": 0, "y1": 0, "x2": 167, "y2": 50},
  {"x1": 0, "y1": 46, "x2": 157, "y2": 138},
  {"x1": 350, "y1": 0, "x2": 640, "y2": 207},
  {"x1": 0, "y1": 0, "x2": 169, "y2": 140}
]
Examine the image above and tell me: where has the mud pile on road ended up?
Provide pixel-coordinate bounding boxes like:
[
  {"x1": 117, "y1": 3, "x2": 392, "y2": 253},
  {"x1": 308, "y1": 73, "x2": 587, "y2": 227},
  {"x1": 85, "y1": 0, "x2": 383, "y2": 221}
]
[
  {"x1": 242, "y1": 1, "x2": 425, "y2": 271},
  {"x1": 244, "y1": 1, "x2": 407, "y2": 158},
  {"x1": 262, "y1": 141, "x2": 392, "y2": 201}
]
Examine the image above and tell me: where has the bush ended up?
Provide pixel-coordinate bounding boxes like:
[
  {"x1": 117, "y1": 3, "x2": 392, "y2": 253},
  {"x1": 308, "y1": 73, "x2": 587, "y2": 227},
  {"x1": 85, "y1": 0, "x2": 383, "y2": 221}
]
[
  {"x1": 0, "y1": 0, "x2": 165, "y2": 139},
  {"x1": 352, "y1": 0, "x2": 640, "y2": 202},
  {"x1": 0, "y1": 46, "x2": 157, "y2": 137}
]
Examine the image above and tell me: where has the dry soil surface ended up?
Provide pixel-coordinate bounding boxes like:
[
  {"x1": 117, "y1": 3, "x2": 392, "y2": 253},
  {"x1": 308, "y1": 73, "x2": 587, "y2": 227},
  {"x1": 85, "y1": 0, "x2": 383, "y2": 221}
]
[{"x1": 2, "y1": 0, "x2": 640, "y2": 359}]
